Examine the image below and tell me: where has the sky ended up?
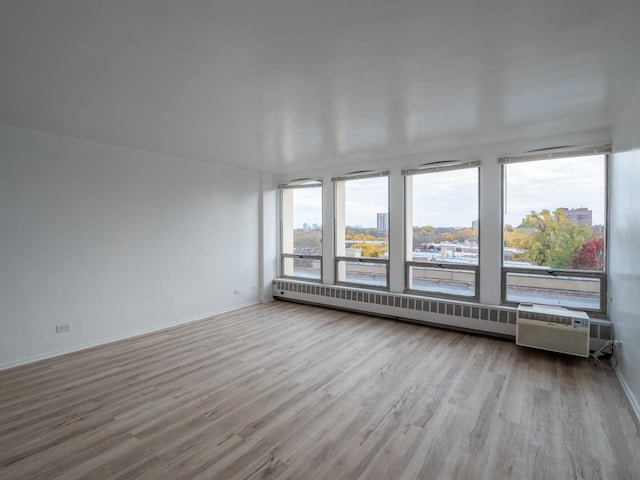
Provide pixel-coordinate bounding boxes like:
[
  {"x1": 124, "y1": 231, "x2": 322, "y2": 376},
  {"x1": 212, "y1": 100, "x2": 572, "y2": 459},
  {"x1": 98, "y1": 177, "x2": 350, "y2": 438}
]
[
  {"x1": 503, "y1": 155, "x2": 605, "y2": 227},
  {"x1": 290, "y1": 155, "x2": 606, "y2": 229},
  {"x1": 344, "y1": 176, "x2": 389, "y2": 228},
  {"x1": 292, "y1": 187, "x2": 322, "y2": 227},
  {"x1": 411, "y1": 167, "x2": 477, "y2": 228}
]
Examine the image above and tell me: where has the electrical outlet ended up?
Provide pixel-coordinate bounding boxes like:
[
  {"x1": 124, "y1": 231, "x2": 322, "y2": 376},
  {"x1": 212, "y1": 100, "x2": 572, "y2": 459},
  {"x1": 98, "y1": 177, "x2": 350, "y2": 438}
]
[
  {"x1": 614, "y1": 339, "x2": 623, "y2": 350},
  {"x1": 234, "y1": 289, "x2": 241, "y2": 295},
  {"x1": 55, "y1": 323, "x2": 71, "y2": 333}
]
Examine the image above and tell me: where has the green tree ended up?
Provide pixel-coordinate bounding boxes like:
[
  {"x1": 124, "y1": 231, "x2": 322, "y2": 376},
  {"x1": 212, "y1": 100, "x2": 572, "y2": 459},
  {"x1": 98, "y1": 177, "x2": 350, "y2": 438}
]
[{"x1": 518, "y1": 209, "x2": 593, "y2": 268}]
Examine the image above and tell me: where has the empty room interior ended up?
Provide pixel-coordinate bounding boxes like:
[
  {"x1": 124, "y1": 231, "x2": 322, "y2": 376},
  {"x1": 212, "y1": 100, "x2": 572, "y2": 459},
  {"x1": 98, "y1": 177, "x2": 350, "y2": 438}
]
[{"x1": 2, "y1": 1, "x2": 640, "y2": 479}]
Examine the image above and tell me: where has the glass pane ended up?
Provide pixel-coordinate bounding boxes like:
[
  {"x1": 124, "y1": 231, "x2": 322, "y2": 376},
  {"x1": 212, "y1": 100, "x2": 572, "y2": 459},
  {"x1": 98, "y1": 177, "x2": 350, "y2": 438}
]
[
  {"x1": 505, "y1": 272, "x2": 601, "y2": 310},
  {"x1": 408, "y1": 265, "x2": 476, "y2": 297},
  {"x1": 282, "y1": 186, "x2": 322, "y2": 255},
  {"x1": 283, "y1": 257, "x2": 321, "y2": 280},
  {"x1": 343, "y1": 176, "x2": 389, "y2": 259},
  {"x1": 337, "y1": 260, "x2": 388, "y2": 288},
  {"x1": 410, "y1": 168, "x2": 478, "y2": 266},
  {"x1": 503, "y1": 156, "x2": 606, "y2": 271}
]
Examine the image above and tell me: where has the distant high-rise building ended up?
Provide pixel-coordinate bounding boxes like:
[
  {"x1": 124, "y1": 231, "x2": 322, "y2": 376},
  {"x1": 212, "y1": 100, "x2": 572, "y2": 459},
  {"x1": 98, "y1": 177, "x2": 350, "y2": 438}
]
[
  {"x1": 559, "y1": 207, "x2": 592, "y2": 225},
  {"x1": 377, "y1": 212, "x2": 389, "y2": 232},
  {"x1": 472, "y1": 219, "x2": 479, "y2": 229}
]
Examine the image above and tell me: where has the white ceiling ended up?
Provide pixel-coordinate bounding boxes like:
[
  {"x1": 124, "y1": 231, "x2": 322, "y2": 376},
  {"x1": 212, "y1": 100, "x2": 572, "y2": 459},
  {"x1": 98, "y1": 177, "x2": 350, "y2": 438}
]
[{"x1": 1, "y1": 0, "x2": 639, "y2": 174}]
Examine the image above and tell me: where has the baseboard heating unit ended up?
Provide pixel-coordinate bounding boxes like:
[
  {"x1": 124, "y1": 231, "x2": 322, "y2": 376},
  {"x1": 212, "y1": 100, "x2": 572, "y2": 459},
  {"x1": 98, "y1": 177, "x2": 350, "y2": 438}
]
[
  {"x1": 273, "y1": 279, "x2": 611, "y2": 351},
  {"x1": 516, "y1": 303, "x2": 590, "y2": 357}
]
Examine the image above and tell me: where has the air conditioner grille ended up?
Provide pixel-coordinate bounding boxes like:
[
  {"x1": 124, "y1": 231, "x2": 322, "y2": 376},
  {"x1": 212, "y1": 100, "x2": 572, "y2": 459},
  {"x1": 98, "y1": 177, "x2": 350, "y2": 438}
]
[{"x1": 518, "y1": 310, "x2": 573, "y2": 326}]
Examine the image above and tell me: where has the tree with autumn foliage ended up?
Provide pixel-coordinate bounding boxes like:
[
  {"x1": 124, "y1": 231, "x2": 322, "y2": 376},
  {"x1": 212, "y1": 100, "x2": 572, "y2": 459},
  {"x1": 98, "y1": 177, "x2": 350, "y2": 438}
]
[
  {"x1": 507, "y1": 208, "x2": 593, "y2": 268},
  {"x1": 351, "y1": 242, "x2": 388, "y2": 258},
  {"x1": 345, "y1": 231, "x2": 389, "y2": 258},
  {"x1": 412, "y1": 226, "x2": 478, "y2": 250},
  {"x1": 571, "y1": 237, "x2": 605, "y2": 270},
  {"x1": 347, "y1": 233, "x2": 377, "y2": 241},
  {"x1": 503, "y1": 225, "x2": 530, "y2": 261}
]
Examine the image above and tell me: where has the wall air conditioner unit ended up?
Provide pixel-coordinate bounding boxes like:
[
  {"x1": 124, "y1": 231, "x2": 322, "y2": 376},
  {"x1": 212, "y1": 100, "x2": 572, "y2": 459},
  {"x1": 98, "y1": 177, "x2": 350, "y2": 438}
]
[{"x1": 516, "y1": 303, "x2": 590, "y2": 357}]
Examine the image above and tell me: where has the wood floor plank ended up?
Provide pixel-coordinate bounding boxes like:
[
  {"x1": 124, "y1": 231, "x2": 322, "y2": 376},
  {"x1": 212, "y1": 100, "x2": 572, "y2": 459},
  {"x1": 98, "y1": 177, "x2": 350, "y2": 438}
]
[{"x1": 1, "y1": 301, "x2": 639, "y2": 480}]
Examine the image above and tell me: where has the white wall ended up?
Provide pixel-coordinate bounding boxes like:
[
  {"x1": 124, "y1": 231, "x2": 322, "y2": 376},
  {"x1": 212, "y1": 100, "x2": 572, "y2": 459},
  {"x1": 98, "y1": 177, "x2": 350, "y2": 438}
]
[
  {"x1": 260, "y1": 171, "x2": 278, "y2": 302},
  {"x1": 610, "y1": 84, "x2": 640, "y2": 419},
  {"x1": 0, "y1": 125, "x2": 260, "y2": 368}
]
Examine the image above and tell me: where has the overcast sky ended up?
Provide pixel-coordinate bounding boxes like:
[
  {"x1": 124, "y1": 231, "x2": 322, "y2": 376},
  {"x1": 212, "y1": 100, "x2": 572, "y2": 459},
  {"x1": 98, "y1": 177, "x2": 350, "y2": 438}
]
[
  {"x1": 503, "y1": 155, "x2": 605, "y2": 227},
  {"x1": 344, "y1": 176, "x2": 389, "y2": 228},
  {"x1": 291, "y1": 155, "x2": 606, "y2": 229},
  {"x1": 292, "y1": 187, "x2": 322, "y2": 227},
  {"x1": 411, "y1": 167, "x2": 478, "y2": 228}
]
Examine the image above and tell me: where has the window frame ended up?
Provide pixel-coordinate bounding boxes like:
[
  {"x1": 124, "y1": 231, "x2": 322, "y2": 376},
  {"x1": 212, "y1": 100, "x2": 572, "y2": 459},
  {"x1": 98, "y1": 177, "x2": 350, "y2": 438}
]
[
  {"x1": 499, "y1": 147, "x2": 609, "y2": 315},
  {"x1": 333, "y1": 171, "x2": 390, "y2": 290},
  {"x1": 500, "y1": 267, "x2": 607, "y2": 314},
  {"x1": 278, "y1": 180, "x2": 323, "y2": 283},
  {"x1": 403, "y1": 161, "x2": 481, "y2": 302}
]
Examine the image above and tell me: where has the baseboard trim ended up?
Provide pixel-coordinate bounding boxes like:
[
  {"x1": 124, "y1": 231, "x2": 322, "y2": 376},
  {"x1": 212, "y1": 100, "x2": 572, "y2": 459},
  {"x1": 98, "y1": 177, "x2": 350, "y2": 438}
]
[
  {"x1": 615, "y1": 367, "x2": 640, "y2": 428},
  {"x1": 0, "y1": 302, "x2": 259, "y2": 372}
]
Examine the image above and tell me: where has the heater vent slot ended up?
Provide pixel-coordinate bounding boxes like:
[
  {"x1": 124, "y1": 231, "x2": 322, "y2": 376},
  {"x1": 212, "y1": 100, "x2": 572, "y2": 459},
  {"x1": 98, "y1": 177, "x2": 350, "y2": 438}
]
[{"x1": 273, "y1": 280, "x2": 518, "y2": 325}]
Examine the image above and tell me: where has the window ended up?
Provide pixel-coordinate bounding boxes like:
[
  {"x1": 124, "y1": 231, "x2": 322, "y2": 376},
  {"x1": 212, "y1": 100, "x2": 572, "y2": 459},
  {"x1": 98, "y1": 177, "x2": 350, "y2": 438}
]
[
  {"x1": 404, "y1": 161, "x2": 480, "y2": 300},
  {"x1": 280, "y1": 180, "x2": 322, "y2": 281},
  {"x1": 501, "y1": 148, "x2": 608, "y2": 313},
  {"x1": 333, "y1": 172, "x2": 389, "y2": 288}
]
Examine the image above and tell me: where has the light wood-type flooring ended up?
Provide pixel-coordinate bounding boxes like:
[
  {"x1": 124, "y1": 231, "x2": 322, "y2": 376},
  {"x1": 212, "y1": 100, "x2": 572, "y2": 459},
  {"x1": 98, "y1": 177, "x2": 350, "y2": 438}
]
[{"x1": 1, "y1": 301, "x2": 639, "y2": 480}]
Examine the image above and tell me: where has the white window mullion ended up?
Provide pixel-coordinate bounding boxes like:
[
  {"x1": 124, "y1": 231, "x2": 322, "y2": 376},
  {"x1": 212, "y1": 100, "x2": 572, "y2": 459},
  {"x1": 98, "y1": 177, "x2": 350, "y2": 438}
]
[
  {"x1": 479, "y1": 156, "x2": 502, "y2": 305},
  {"x1": 323, "y1": 177, "x2": 337, "y2": 284},
  {"x1": 388, "y1": 168, "x2": 404, "y2": 293}
]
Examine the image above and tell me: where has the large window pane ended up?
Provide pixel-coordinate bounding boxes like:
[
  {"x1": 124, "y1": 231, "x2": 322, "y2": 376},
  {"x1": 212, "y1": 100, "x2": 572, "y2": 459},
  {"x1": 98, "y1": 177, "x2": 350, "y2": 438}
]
[
  {"x1": 407, "y1": 166, "x2": 479, "y2": 298},
  {"x1": 282, "y1": 186, "x2": 322, "y2": 255},
  {"x1": 282, "y1": 257, "x2": 322, "y2": 280},
  {"x1": 335, "y1": 175, "x2": 389, "y2": 288},
  {"x1": 337, "y1": 260, "x2": 388, "y2": 288},
  {"x1": 281, "y1": 183, "x2": 322, "y2": 280},
  {"x1": 408, "y1": 265, "x2": 476, "y2": 297},
  {"x1": 503, "y1": 155, "x2": 605, "y2": 270},
  {"x1": 502, "y1": 155, "x2": 606, "y2": 310},
  {"x1": 504, "y1": 271, "x2": 602, "y2": 310}
]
